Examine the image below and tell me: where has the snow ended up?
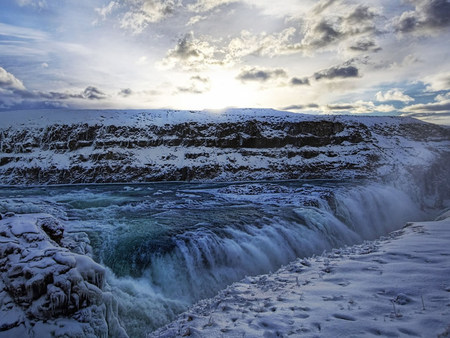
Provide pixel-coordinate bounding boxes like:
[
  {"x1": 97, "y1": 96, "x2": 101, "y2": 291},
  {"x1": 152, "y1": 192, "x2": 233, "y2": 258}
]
[
  {"x1": 0, "y1": 108, "x2": 425, "y2": 129},
  {"x1": 150, "y1": 212, "x2": 450, "y2": 337}
]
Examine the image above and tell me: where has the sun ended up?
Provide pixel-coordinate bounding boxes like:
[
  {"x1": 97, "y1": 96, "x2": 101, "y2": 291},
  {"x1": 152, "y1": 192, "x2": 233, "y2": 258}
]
[{"x1": 173, "y1": 70, "x2": 259, "y2": 110}]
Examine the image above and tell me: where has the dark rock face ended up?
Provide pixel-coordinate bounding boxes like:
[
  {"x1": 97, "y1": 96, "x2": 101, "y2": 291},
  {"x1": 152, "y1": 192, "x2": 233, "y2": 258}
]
[{"x1": 0, "y1": 116, "x2": 449, "y2": 185}]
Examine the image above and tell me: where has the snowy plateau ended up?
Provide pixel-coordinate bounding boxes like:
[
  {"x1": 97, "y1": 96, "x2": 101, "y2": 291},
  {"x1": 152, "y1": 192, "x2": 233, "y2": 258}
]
[{"x1": 0, "y1": 108, "x2": 449, "y2": 338}]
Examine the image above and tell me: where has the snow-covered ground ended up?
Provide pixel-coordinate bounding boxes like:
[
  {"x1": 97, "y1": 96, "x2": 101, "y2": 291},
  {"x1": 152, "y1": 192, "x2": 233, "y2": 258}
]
[
  {"x1": 151, "y1": 211, "x2": 450, "y2": 338},
  {"x1": 0, "y1": 108, "x2": 427, "y2": 128}
]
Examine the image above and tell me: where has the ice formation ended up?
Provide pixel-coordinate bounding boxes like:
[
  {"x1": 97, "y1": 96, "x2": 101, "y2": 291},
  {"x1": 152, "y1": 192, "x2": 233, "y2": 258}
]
[{"x1": 0, "y1": 213, "x2": 127, "y2": 337}]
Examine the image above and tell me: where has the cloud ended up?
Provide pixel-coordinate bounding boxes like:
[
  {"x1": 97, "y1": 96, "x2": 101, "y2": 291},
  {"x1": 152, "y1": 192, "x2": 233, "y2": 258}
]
[
  {"x1": 176, "y1": 75, "x2": 211, "y2": 94},
  {"x1": 349, "y1": 39, "x2": 381, "y2": 52},
  {"x1": 37, "y1": 87, "x2": 108, "y2": 100},
  {"x1": 346, "y1": 4, "x2": 377, "y2": 23},
  {"x1": 186, "y1": 15, "x2": 206, "y2": 25},
  {"x1": 95, "y1": 1, "x2": 119, "y2": 21},
  {"x1": 0, "y1": 67, "x2": 108, "y2": 109},
  {"x1": 435, "y1": 92, "x2": 450, "y2": 102},
  {"x1": 402, "y1": 100, "x2": 450, "y2": 113},
  {"x1": 79, "y1": 86, "x2": 107, "y2": 100},
  {"x1": 282, "y1": 101, "x2": 396, "y2": 114},
  {"x1": 15, "y1": 0, "x2": 47, "y2": 9},
  {"x1": 393, "y1": 0, "x2": 450, "y2": 34},
  {"x1": 155, "y1": 3, "x2": 382, "y2": 73},
  {"x1": 236, "y1": 66, "x2": 287, "y2": 83},
  {"x1": 118, "y1": 88, "x2": 133, "y2": 97},
  {"x1": 376, "y1": 89, "x2": 415, "y2": 103},
  {"x1": 401, "y1": 91, "x2": 450, "y2": 123},
  {"x1": 157, "y1": 32, "x2": 223, "y2": 70},
  {"x1": 302, "y1": 19, "x2": 344, "y2": 49},
  {"x1": 97, "y1": 0, "x2": 180, "y2": 33},
  {"x1": 290, "y1": 77, "x2": 310, "y2": 86},
  {"x1": 312, "y1": 0, "x2": 335, "y2": 15},
  {"x1": 324, "y1": 100, "x2": 396, "y2": 114},
  {"x1": 187, "y1": 0, "x2": 238, "y2": 13},
  {"x1": 157, "y1": 26, "x2": 302, "y2": 72},
  {"x1": 283, "y1": 103, "x2": 319, "y2": 110},
  {"x1": 314, "y1": 65, "x2": 359, "y2": 80},
  {"x1": 423, "y1": 72, "x2": 450, "y2": 91},
  {"x1": 301, "y1": 4, "x2": 379, "y2": 50},
  {"x1": 326, "y1": 104, "x2": 355, "y2": 110},
  {"x1": 0, "y1": 67, "x2": 27, "y2": 92},
  {"x1": 226, "y1": 28, "x2": 301, "y2": 60}
]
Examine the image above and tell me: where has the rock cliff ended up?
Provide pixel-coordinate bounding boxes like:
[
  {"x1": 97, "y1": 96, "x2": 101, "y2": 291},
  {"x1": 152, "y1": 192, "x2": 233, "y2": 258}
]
[{"x1": 0, "y1": 109, "x2": 448, "y2": 187}]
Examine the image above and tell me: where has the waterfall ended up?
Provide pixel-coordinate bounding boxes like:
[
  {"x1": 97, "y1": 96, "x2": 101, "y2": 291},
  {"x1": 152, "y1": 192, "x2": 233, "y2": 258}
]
[
  {"x1": 0, "y1": 181, "x2": 431, "y2": 337},
  {"x1": 98, "y1": 182, "x2": 425, "y2": 336}
]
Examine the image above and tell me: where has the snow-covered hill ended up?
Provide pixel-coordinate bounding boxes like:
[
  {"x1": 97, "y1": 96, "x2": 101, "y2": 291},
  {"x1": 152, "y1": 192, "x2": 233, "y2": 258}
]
[{"x1": 0, "y1": 109, "x2": 449, "y2": 188}]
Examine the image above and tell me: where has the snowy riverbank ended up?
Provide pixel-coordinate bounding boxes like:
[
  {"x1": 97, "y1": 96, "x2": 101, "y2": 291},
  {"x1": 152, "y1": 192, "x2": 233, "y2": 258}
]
[{"x1": 150, "y1": 211, "x2": 450, "y2": 338}]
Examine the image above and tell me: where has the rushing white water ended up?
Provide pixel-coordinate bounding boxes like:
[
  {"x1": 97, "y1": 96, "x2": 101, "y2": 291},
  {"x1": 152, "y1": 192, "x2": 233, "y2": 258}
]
[{"x1": 0, "y1": 181, "x2": 428, "y2": 337}]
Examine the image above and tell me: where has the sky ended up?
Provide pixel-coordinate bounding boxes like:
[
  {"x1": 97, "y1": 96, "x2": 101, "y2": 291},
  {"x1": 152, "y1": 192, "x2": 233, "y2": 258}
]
[{"x1": 0, "y1": 0, "x2": 449, "y2": 124}]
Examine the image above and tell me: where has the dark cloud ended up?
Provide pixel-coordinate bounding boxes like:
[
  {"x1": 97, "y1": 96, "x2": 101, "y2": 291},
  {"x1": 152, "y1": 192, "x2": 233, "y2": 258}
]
[
  {"x1": 314, "y1": 65, "x2": 359, "y2": 80},
  {"x1": 346, "y1": 5, "x2": 377, "y2": 24},
  {"x1": 39, "y1": 92, "x2": 71, "y2": 100},
  {"x1": 79, "y1": 86, "x2": 107, "y2": 100},
  {"x1": 118, "y1": 88, "x2": 133, "y2": 97},
  {"x1": 312, "y1": 0, "x2": 335, "y2": 15},
  {"x1": 394, "y1": 12, "x2": 418, "y2": 33},
  {"x1": 0, "y1": 73, "x2": 108, "y2": 110},
  {"x1": 190, "y1": 75, "x2": 209, "y2": 83},
  {"x1": 176, "y1": 75, "x2": 210, "y2": 94},
  {"x1": 283, "y1": 104, "x2": 319, "y2": 110},
  {"x1": 172, "y1": 33, "x2": 201, "y2": 60},
  {"x1": 403, "y1": 101, "x2": 450, "y2": 112},
  {"x1": 39, "y1": 86, "x2": 107, "y2": 100},
  {"x1": 402, "y1": 112, "x2": 450, "y2": 121},
  {"x1": 394, "y1": 0, "x2": 450, "y2": 34},
  {"x1": 349, "y1": 40, "x2": 381, "y2": 52},
  {"x1": 290, "y1": 77, "x2": 310, "y2": 86},
  {"x1": 306, "y1": 19, "x2": 343, "y2": 48},
  {"x1": 237, "y1": 67, "x2": 287, "y2": 83},
  {"x1": 302, "y1": 4, "x2": 379, "y2": 49},
  {"x1": 326, "y1": 104, "x2": 355, "y2": 110}
]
